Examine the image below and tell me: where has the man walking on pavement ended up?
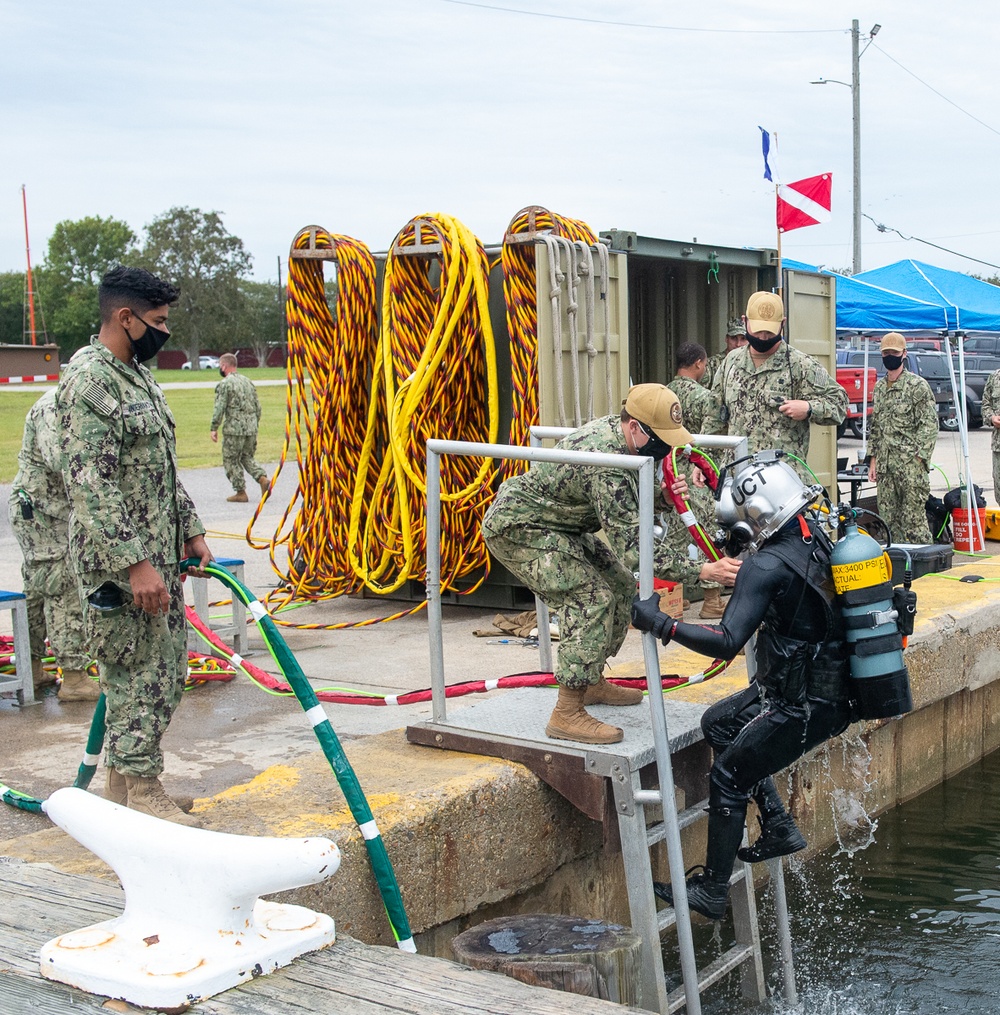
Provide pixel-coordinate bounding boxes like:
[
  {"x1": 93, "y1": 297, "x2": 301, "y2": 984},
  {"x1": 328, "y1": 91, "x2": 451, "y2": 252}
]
[
  {"x1": 482, "y1": 384, "x2": 740, "y2": 746},
  {"x1": 667, "y1": 342, "x2": 726, "y2": 619},
  {"x1": 211, "y1": 353, "x2": 269, "y2": 503},
  {"x1": 982, "y1": 364, "x2": 1000, "y2": 507},
  {"x1": 702, "y1": 291, "x2": 847, "y2": 482},
  {"x1": 868, "y1": 332, "x2": 937, "y2": 543},
  {"x1": 58, "y1": 265, "x2": 213, "y2": 826},
  {"x1": 9, "y1": 388, "x2": 99, "y2": 702}
]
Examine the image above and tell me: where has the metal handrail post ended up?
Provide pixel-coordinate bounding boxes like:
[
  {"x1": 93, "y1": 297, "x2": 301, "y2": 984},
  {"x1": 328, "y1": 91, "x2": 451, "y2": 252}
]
[
  {"x1": 636, "y1": 455, "x2": 702, "y2": 1015},
  {"x1": 426, "y1": 447, "x2": 446, "y2": 723}
]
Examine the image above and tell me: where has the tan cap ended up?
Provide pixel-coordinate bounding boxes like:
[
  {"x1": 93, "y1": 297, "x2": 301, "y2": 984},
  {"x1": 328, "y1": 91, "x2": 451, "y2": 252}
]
[
  {"x1": 880, "y1": 332, "x2": 906, "y2": 353},
  {"x1": 623, "y1": 383, "x2": 694, "y2": 447},
  {"x1": 745, "y1": 291, "x2": 785, "y2": 335}
]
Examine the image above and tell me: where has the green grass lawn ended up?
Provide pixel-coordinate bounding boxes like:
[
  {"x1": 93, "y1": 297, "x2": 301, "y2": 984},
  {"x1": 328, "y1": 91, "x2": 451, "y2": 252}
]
[{"x1": 1, "y1": 369, "x2": 301, "y2": 482}]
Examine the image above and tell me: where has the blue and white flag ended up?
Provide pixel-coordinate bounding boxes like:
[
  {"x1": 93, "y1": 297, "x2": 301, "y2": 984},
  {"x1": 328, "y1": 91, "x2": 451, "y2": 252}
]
[{"x1": 759, "y1": 126, "x2": 773, "y2": 182}]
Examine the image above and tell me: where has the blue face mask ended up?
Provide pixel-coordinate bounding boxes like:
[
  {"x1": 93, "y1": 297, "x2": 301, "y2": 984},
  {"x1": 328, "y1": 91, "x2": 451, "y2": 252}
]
[{"x1": 127, "y1": 313, "x2": 171, "y2": 363}]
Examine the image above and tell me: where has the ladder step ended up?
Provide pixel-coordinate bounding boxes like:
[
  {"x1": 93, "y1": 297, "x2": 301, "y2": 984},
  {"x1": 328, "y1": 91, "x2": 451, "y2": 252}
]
[
  {"x1": 665, "y1": 943, "x2": 757, "y2": 1013},
  {"x1": 645, "y1": 797, "x2": 709, "y2": 848}
]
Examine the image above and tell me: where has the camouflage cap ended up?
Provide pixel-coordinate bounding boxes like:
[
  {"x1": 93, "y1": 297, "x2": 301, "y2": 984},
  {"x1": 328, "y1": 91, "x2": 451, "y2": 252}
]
[
  {"x1": 880, "y1": 332, "x2": 906, "y2": 353},
  {"x1": 726, "y1": 316, "x2": 747, "y2": 337},
  {"x1": 746, "y1": 291, "x2": 784, "y2": 335},
  {"x1": 624, "y1": 383, "x2": 694, "y2": 447}
]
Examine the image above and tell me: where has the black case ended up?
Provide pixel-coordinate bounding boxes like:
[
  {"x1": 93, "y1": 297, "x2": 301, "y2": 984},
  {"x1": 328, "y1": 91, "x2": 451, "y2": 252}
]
[{"x1": 887, "y1": 543, "x2": 953, "y2": 584}]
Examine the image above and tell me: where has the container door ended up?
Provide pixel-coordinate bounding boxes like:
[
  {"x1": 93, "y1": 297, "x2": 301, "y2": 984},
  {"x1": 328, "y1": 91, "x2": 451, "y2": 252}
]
[{"x1": 785, "y1": 268, "x2": 838, "y2": 494}]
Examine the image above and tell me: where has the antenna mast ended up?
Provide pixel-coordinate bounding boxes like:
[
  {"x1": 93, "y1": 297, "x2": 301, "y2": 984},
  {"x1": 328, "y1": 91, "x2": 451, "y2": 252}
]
[{"x1": 21, "y1": 184, "x2": 39, "y2": 346}]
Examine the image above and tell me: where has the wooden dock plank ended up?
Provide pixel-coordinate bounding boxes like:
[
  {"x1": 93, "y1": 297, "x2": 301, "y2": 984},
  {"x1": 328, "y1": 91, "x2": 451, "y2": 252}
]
[{"x1": 0, "y1": 859, "x2": 650, "y2": 1014}]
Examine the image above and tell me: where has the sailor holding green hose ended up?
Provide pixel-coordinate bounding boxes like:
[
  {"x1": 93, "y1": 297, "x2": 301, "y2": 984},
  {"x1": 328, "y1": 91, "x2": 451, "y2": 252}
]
[{"x1": 57, "y1": 266, "x2": 214, "y2": 827}]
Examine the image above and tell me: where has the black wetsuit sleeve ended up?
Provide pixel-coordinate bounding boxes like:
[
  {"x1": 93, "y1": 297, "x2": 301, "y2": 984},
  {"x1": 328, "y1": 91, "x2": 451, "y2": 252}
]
[{"x1": 670, "y1": 557, "x2": 789, "y2": 659}]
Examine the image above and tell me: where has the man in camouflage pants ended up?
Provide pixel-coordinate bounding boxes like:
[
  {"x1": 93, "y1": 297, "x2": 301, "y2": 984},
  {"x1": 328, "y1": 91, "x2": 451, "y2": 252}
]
[
  {"x1": 482, "y1": 384, "x2": 740, "y2": 745},
  {"x1": 701, "y1": 318, "x2": 747, "y2": 390},
  {"x1": 982, "y1": 366, "x2": 1000, "y2": 507},
  {"x1": 211, "y1": 353, "x2": 268, "y2": 503},
  {"x1": 8, "y1": 388, "x2": 99, "y2": 702},
  {"x1": 58, "y1": 265, "x2": 213, "y2": 826},
  {"x1": 702, "y1": 291, "x2": 847, "y2": 482},
  {"x1": 667, "y1": 342, "x2": 726, "y2": 619},
  {"x1": 869, "y1": 332, "x2": 937, "y2": 543}
]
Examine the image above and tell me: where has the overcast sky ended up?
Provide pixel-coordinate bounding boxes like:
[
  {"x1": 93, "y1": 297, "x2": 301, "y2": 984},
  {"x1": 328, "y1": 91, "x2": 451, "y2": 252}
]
[{"x1": 3, "y1": 0, "x2": 998, "y2": 283}]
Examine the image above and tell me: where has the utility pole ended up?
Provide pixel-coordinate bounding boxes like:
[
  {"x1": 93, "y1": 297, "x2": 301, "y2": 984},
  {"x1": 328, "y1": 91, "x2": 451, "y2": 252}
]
[
  {"x1": 811, "y1": 21, "x2": 879, "y2": 275},
  {"x1": 851, "y1": 19, "x2": 861, "y2": 275}
]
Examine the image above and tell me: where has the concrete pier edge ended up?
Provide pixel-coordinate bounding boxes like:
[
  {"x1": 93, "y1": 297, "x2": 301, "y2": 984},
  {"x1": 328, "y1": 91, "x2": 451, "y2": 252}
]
[{"x1": 3, "y1": 555, "x2": 1000, "y2": 960}]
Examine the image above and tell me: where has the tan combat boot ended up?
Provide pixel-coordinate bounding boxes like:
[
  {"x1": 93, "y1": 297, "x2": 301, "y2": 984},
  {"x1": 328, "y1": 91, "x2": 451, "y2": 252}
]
[
  {"x1": 258, "y1": 475, "x2": 270, "y2": 496},
  {"x1": 32, "y1": 658, "x2": 57, "y2": 690},
  {"x1": 583, "y1": 675, "x2": 644, "y2": 706},
  {"x1": 545, "y1": 686, "x2": 623, "y2": 744},
  {"x1": 58, "y1": 669, "x2": 102, "y2": 701},
  {"x1": 105, "y1": 766, "x2": 128, "y2": 806},
  {"x1": 227, "y1": 490, "x2": 249, "y2": 503},
  {"x1": 124, "y1": 775, "x2": 201, "y2": 827},
  {"x1": 699, "y1": 587, "x2": 727, "y2": 620}
]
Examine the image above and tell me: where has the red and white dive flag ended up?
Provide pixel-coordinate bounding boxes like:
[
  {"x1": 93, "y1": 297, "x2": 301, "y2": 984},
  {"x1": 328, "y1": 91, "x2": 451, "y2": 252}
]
[{"x1": 776, "y1": 173, "x2": 832, "y2": 232}]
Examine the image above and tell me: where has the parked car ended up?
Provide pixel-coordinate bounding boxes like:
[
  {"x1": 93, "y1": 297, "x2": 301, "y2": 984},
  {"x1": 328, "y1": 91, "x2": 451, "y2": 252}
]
[
  {"x1": 962, "y1": 336, "x2": 1000, "y2": 355},
  {"x1": 181, "y1": 355, "x2": 221, "y2": 370},
  {"x1": 837, "y1": 349, "x2": 959, "y2": 431},
  {"x1": 950, "y1": 353, "x2": 1000, "y2": 428}
]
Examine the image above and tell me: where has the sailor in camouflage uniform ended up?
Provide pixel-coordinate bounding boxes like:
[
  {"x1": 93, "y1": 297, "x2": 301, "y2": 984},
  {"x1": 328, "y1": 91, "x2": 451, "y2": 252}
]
[
  {"x1": 57, "y1": 266, "x2": 213, "y2": 826},
  {"x1": 210, "y1": 353, "x2": 268, "y2": 503},
  {"x1": 868, "y1": 332, "x2": 937, "y2": 543},
  {"x1": 482, "y1": 384, "x2": 740, "y2": 745},
  {"x1": 701, "y1": 318, "x2": 747, "y2": 390},
  {"x1": 667, "y1": 343, "x2": 726, "y2": 618},
  {"x1": 8, "y1": 388, "x2": 99, "y2": 701},
  {"x1": 982, "y1": 365, "x2": 1000, "y2": 506},
  {"x1": 702, "y1": 291, "x2": 847, "y2": 481}
]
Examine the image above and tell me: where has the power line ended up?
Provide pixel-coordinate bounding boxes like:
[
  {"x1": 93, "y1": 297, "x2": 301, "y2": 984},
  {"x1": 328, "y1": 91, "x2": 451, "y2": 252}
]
[
  {"x1": 871, "y1": 43, "x2": 1000, "y2": 138},
  {"x1": 439, "y1": 0, "x2": 843, "y2": 33},
  {"x1": 862, "y1": 214, "x2": 1000, "y2": 271}
]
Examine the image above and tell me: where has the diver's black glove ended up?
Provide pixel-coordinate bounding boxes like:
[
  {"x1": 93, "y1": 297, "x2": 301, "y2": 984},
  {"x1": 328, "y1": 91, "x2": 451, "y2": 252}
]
[{"x1": 631, "y1": 593, "x2": 677, "y2": 645}]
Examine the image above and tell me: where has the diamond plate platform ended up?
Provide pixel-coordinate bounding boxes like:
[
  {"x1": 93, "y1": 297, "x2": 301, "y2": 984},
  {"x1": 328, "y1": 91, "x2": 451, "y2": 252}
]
[{"x1": 406, "y1": 686, "x2": 708, "y2": 777}]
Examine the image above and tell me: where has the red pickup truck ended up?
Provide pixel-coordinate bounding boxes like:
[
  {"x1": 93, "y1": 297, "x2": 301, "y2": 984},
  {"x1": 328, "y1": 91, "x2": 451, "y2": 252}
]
[{"x1": 836, "y1": 365, "x2": 877, "y2": 439}]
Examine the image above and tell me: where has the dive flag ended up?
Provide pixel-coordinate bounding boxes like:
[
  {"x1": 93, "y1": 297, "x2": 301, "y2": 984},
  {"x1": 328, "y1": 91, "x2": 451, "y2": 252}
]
[
  {"x1": 759, "y1": 126, "x2": 773, "y2": 181},
  {"x1": 776, "y1": 173, "x2": 832, "y2": 232}
]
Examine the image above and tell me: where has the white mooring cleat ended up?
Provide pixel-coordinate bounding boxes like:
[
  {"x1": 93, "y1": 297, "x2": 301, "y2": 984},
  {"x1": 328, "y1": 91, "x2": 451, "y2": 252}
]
[{"x1": 39, "y1": 787, "x2": 340, "y2": 1009}]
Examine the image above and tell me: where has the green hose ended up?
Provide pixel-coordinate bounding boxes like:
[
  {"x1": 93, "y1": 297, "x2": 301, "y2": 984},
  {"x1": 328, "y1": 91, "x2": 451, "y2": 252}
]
[{"x1": 184, "y1": 559, "x2": 416, "y2": 953}]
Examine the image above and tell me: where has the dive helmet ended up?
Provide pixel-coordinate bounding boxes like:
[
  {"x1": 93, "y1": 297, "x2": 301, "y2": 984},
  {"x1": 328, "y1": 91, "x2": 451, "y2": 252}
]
[{"x1": 715, "y1": 452, "x2": 823, "y2": 552}]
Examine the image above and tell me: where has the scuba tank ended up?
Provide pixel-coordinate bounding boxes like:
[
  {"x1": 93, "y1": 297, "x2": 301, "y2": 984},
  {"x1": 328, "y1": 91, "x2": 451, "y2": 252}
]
[{"x1": 830, "y1": 516, "x2": 914, "y2": 720}]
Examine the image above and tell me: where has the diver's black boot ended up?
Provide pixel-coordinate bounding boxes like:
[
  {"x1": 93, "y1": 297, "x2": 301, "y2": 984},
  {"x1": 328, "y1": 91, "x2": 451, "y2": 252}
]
[
  {"x1": 738, "y1": 813, "x2": 807, "y2": 863},
  {"x1": 652, "y1": 803, "x2": 747, "y2": 920},
  {"x1": 738, "y1": 777, "x2": 806, "y2": 863},
  {"x1": 653, "y1": 867, "x2": 732, "y2": 920}
]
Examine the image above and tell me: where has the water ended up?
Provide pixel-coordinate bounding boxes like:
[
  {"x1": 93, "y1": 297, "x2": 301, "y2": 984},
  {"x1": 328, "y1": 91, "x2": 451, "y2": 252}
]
[{"x1": 678, "y1": 749, "x2": 1000, "y2": 1013}]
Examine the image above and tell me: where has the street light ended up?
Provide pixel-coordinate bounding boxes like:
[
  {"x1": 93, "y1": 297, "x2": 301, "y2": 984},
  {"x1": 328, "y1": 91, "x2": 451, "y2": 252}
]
[{"x1": 811, "y1": 20, "x2": 880, "y2": 275}]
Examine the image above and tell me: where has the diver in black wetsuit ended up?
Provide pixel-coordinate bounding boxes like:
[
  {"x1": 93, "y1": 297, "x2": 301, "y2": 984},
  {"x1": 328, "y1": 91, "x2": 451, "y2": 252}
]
[{"x1": 631, "y1": 453, "x2": 855, "y2": 921}]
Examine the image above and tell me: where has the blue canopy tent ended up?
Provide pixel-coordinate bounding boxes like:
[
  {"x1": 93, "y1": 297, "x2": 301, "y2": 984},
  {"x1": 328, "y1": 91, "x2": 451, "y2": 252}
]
[
  {"x1": 782, "y1": 258, "x2": 951, "y2": 332},
  {"x1": 854, "y1": 260, "x2": 1000, "y2": 334}
]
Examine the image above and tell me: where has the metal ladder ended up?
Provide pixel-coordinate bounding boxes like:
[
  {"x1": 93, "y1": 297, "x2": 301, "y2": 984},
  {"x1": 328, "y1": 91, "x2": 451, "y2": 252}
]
[{"x1": 591, "y1": 684, "x2": 798, "y2": 1013}]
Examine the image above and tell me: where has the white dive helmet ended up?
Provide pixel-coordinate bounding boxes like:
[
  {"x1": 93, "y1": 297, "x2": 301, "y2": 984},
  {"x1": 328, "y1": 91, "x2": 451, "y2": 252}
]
[{"x1": 715, "y1": 451, "x2": 823, "y2": 552}]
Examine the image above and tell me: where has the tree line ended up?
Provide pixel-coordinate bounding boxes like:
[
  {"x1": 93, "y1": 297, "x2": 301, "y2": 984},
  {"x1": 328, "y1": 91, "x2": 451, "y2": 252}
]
[{"x1": 0, "y1": 207, "x2": 287, "y2": 369}]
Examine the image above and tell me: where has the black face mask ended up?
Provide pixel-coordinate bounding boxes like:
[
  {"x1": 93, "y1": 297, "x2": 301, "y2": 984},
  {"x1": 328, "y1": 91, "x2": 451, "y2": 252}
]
[
  {"x1": 746, "y1": 332, "x2": 783, "y2": 353},
  {"x1": 636, "y1": 421, "x2": 672, "y2": 462},
  {"x1": 219, "y1": 368, "x2": 226, "y2": 378},
  {"x1": 882, "y1": 354, "x2": 904, "y2": 371},
  {"x1": 127, "y1": 313, "x2": 171, "y2": 363}
]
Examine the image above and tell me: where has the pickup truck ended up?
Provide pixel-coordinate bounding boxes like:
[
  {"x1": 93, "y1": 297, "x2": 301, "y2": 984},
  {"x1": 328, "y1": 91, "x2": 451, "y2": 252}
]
[
  {"x1": 836, "y1": 365, "x2": 877, "y2": 439},
  {"x1": 837, "y1": 350, "x2": 959, "y2": 431},
  {"x1": 950, "y1": 353, "x2": 1000, "y2": 429}
]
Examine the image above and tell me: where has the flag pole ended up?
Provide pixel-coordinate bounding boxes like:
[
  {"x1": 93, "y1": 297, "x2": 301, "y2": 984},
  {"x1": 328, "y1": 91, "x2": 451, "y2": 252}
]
[{"x1": 775, "y1": 181, "x2": 783, "y2": 298}]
